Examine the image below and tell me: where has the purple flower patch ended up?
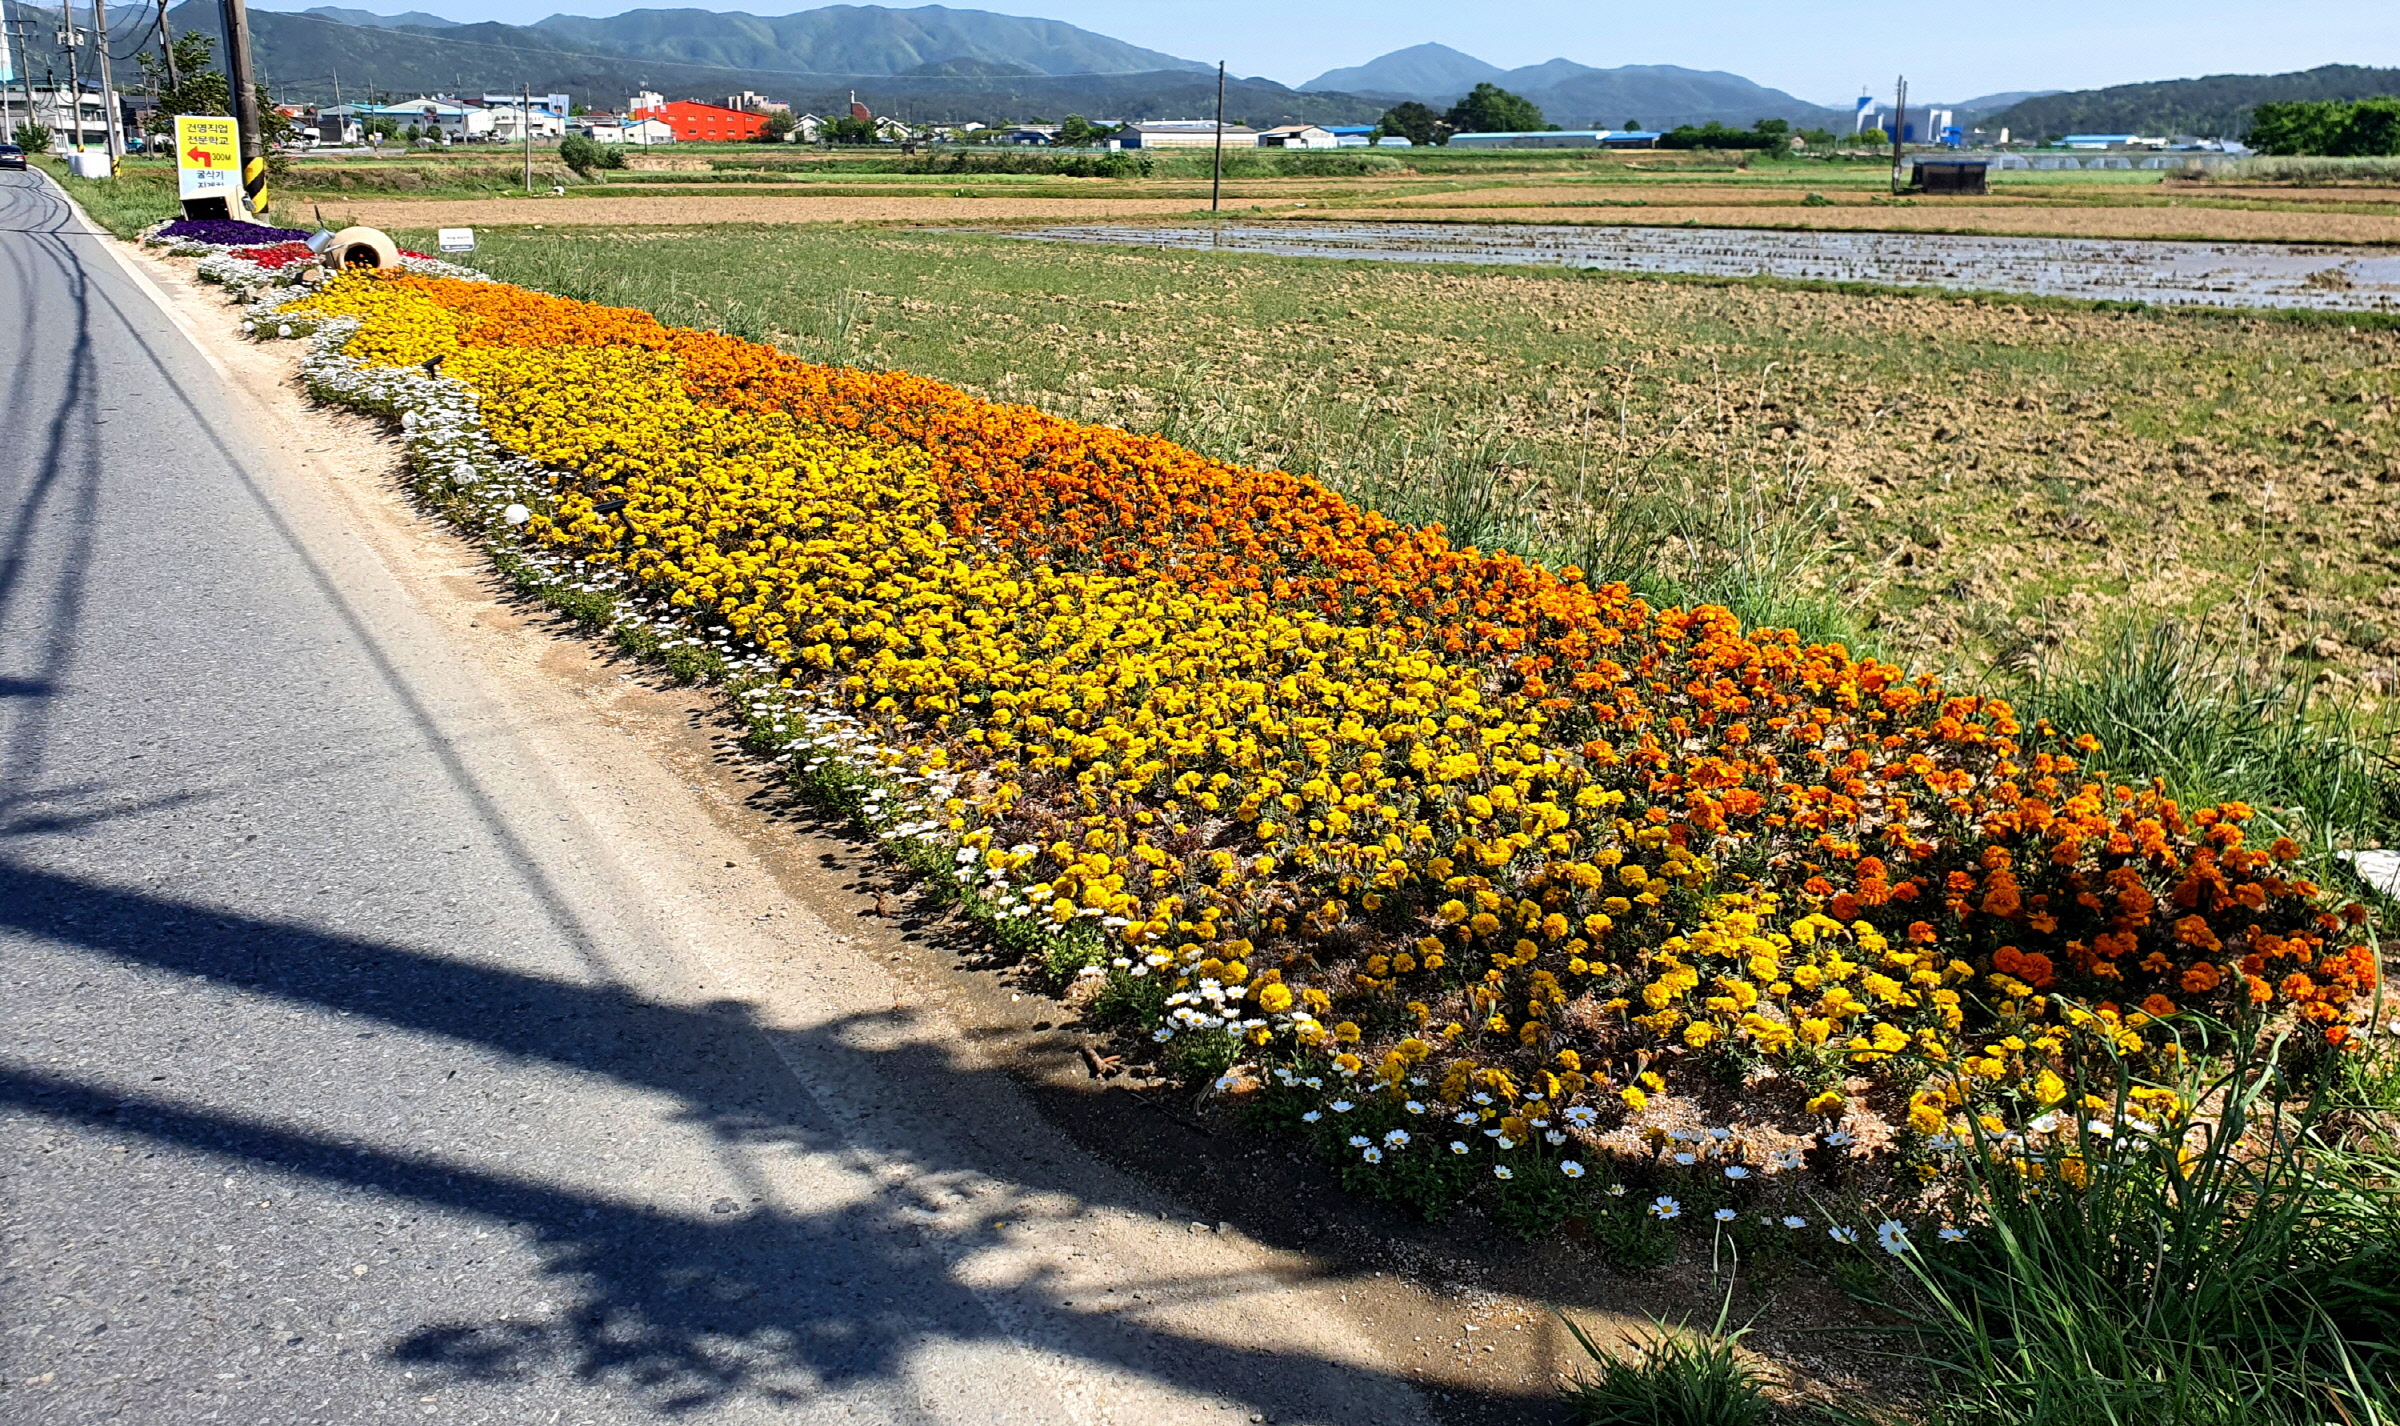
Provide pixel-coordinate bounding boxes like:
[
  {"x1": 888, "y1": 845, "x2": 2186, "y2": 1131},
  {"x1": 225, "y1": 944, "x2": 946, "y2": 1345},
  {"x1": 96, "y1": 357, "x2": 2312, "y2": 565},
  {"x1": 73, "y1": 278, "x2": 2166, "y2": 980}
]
[{"x1": 157, "y1": 218, "x2": 313, "y2": 246}]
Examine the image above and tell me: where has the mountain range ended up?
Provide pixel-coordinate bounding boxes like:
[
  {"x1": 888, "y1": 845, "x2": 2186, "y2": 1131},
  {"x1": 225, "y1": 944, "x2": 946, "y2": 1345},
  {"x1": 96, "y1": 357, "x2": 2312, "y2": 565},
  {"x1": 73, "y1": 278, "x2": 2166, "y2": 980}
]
[
  {"x1": 1300, "y1": 43, "x2": 1847, "y2": 131},
  {"x1": 120, "y1": 1, "x2": 1365, "y2": 121},
  {"x1": 1299, "y1": 44, "x2": 2048, "y2": 132},
  {"x1": 1983, "y1": 64, "x2": 2400, "y2": 139}
]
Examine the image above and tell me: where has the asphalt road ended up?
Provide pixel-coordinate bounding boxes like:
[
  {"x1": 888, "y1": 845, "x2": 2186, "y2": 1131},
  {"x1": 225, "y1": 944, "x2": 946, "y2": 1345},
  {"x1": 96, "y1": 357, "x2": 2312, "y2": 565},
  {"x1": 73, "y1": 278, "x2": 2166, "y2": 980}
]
[{"x1": 0, "y1": 172, "x2": 1440, "y2": 1424}]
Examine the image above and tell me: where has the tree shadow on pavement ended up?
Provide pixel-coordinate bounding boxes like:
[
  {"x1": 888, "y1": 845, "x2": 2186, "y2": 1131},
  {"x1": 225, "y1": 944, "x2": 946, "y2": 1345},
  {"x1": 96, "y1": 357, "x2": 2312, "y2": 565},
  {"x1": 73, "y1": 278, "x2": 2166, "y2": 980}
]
[{"x1": 0, "y1": 861, "x2": 1538, "y2": 1422}]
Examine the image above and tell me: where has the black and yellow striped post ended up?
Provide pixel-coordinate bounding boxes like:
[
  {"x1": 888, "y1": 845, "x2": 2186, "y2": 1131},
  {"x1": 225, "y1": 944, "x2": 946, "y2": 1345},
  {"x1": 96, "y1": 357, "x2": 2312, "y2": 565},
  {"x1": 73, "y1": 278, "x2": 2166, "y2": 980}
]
[{"x1": 243, "y1": 155, "x2": 269, "y2": 219}]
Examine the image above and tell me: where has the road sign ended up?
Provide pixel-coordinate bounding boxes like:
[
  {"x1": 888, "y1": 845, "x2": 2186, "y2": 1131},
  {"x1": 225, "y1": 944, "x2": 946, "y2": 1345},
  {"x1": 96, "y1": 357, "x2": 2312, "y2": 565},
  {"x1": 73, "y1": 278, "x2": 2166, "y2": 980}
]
[
  {"x1": 437, "y1": 227, "x2": 475, "y2": 252},
  {"x1": 175, "y1": 115, "x2": 240, "y2": 203}
]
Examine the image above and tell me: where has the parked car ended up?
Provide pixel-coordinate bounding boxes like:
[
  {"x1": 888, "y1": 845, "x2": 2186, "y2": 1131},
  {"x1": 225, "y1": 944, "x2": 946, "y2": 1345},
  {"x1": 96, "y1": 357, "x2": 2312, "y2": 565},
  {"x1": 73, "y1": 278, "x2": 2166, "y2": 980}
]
[{"x1": 0, "y1": 144, "x2": 27, "y2": 171}]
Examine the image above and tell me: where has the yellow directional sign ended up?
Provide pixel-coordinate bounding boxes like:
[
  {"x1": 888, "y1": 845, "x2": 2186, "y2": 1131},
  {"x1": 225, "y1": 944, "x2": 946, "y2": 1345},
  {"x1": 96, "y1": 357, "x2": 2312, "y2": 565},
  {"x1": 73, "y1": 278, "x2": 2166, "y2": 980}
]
[{"x1": 175, "y1": 115, "x2": 240, "y2": 204}]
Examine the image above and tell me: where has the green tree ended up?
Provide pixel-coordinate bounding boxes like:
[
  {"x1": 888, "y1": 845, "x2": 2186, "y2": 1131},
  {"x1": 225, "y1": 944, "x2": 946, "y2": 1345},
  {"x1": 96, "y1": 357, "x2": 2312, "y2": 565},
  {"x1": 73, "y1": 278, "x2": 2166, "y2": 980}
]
[
  {"x1": 2247, "y1": 99, "x2": 2345, "y2": 155},
  {"x1": 1857, "y1": 126, "x2": 1888, "y2": 146},
  {"x1": 1056, "y1": 113, "x2": 1114, "y2": 146},
  {"x1": 756, "y1": 109, "x2": 796, "y2": 142},
  {"x1": 825, "y1": 114, "x2": 877, "y2": 144},
  {"x1": 137, "y1": 32, "x2": 229, "y2": 135},
  {"x1": 558, "y1": 131, "x2": 603, "y2": 174},
  {"x1": 1657, "y1": 120, "x2": 1782, "y2": 151},
  {"x1": 11, "y1": 121, "x2": 51, "y2": 152},
  {"x1": 364, "y1": 116, "x2": 402, "y2": 141},
  {"x1": 1444, "y1": 83, "x2": 1549, "y2": 134},
  {"x1": 1378, "y1": 100, "x2": 1445, "y2": 146},
  {"x1": 2343, "y1": 97, "x2": 2400, "y2": 155},
  {"x1": 2250, "y1": 96, "x2": 2400, "y2": 156}
]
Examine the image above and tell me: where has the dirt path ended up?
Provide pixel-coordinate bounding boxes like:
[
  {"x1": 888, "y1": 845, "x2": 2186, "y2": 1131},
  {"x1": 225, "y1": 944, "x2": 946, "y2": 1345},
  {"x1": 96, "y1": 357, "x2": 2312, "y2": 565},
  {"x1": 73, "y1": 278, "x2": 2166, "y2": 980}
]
[
  {"x1": 105, "y1": 237, "x2": 1662, "y2": 1424},
  {"x1": 321, "y1": 193, "x2": 1297, "y2": 227}
]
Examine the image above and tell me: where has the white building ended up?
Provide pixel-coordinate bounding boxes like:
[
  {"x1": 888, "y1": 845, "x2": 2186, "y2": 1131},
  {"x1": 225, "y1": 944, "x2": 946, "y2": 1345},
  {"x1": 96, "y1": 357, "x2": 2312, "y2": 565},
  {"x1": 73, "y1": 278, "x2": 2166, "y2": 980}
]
[
  {"x1": 0, "y1": 84, "x2": 117, "y2": 151},
  {"x1": 483, "y1": 92, "x2": 570, "y2": 118},
  {"x1": 1257, "y1": 124, "x2": 1337, "y2": 149},
  {"x1": 1116, "y1": 121, "x2": 1257, "y2": 149},
  {"x1": 588, "y1": 117, "x2": 675, "y2": 144},
  {"x1": 486, "y1": 104, "x2": 565, "y2": 141},
  {"x1": 628, "y1": 90, "x2": 664, "y2": 115}
]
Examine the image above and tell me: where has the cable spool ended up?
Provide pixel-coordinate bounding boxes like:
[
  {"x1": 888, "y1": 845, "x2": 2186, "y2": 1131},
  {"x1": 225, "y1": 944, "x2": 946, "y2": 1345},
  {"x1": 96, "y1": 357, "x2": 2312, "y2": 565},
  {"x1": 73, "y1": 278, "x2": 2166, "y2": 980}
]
[{"x1": 327, "y1": 226, "x2": 401, "y2": 270}]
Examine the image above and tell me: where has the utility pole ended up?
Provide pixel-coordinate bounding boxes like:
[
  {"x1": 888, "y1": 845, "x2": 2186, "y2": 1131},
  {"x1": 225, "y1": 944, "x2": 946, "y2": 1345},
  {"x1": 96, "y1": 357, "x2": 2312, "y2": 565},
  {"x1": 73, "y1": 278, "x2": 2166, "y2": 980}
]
[
  {"x1": 521, "y1": 79, "x2": 531, "y2": 192},
  {"x1": 1210, "y1": 59, "x2": 1224, "y2": 214},
  {"x1": 1890, "y1": 74, "x2": 1907, "y2": 195},
  {"x1": 155, "y1": 0, "x2": 175, "y2": 90},
  {"x1": 58, "y1": 18, "x2": 82, "y2": 151},
  {"x1": 91, "y1": 0, "x2": 121, "y2": 160},
  {"x1": 6, "y1": 9, "x2": 37, "y2": 148},
  {"x1": 218, "y1": 0, "x2": 265, "y2": 216}
]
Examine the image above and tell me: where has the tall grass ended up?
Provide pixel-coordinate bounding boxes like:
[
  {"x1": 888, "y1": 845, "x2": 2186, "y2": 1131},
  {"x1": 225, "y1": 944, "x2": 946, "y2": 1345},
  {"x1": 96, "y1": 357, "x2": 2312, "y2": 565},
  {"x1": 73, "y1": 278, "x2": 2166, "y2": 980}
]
[
  {"x1": 32, "y1": 157, "x2": 181, "y2": 238},
  {"x1": 1562, "y1": 1293, "x2": 1771, "y2": 1426},
  {"x1": 1877, "y1": 1027, "x2": 2399, "y2": 1426},
  {"x1": 2011, "y1": 622, "x2": 2400, "y2": 853},
  {"x1": 2210, "y1": 155, "x2": 2400, "y2": 186}
]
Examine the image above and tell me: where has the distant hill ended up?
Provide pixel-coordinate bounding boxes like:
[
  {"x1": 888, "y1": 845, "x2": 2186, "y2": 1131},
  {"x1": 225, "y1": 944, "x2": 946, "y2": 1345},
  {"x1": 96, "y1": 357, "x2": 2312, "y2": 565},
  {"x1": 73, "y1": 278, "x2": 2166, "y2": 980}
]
[
  {"x1": 528, "y1": 5, "x2": 1207, "y2": 78},
  {"x1": 159, "y1": 2, "x2": 1369, "y2": 123},
  {"x1": 1302, "y1": 46, "x2": 1844, "y2": 130},
  {"x1": 1927, "y1": 90, "x2": 2057, "y2": 123},
  {"x1": 301, "y1": 6, "x2": 459, "y2": 28},
  {"x1": 1302, "y1": 43, "x2": 1501, "y2": 100},
  {"x1": 1986, "y1": 64, "x2": 2400, "y2": 139}
]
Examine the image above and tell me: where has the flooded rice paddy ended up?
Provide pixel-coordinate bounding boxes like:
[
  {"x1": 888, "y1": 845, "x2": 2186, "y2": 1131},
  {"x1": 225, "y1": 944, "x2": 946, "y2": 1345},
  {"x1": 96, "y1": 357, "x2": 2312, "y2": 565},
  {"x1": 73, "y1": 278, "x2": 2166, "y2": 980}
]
[{"x1": 1005, "y1": 222, "x2": 2400, "y2": 311}]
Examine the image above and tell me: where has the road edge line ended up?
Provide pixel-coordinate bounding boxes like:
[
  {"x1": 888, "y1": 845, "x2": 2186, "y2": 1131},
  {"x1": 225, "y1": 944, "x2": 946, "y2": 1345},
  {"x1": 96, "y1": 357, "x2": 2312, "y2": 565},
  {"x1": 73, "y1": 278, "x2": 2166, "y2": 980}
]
[{"x1": 40, "y1": 172, "x2": 240, "y2": 382}]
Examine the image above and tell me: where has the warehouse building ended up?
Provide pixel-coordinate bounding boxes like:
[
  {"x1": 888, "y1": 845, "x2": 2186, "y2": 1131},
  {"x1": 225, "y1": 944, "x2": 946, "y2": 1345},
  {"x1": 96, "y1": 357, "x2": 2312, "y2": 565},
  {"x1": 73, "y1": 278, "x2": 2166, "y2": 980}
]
[
  {"x1": 1116, "y1": 121, "x2": 1258, "y2": 148},
  {"x1": 1448, "y1": 129, "x2": 1612, "y2": 149},
  {"x1": 631, "y1": 100, "x2": 771, "y2": 142}
]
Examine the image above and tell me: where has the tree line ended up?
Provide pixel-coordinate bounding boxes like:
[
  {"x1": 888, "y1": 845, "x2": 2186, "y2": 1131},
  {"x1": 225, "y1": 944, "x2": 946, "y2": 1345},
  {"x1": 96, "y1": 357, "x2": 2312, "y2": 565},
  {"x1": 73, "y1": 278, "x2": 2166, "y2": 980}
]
[{"x1": 2247, "y1": 97, "x2": 2400, "y2": 156}]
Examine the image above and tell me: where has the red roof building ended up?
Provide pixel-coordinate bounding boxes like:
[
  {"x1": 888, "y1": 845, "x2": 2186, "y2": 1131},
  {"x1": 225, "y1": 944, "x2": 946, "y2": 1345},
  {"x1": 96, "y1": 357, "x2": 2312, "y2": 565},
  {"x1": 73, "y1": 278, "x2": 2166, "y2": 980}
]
[{"x1": 630, "y1": 100, "x2": 769, "y2": 143}]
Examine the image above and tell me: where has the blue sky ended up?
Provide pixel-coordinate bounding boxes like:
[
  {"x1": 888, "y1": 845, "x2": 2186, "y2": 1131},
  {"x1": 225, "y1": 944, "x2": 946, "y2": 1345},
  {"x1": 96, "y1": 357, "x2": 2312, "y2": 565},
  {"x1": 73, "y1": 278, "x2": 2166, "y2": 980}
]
[{"x1": 248, "y1": 0, "x2": 2393, "y2": 107}]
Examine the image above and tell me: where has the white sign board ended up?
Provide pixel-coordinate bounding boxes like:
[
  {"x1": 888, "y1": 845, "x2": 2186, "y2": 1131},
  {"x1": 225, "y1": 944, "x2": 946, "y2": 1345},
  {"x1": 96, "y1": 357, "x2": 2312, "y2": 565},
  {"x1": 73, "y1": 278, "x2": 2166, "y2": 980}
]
[
  {"x1": 437, "y1": 227, "x2": 476, "y2": 252},
  {"x1": 175, "y1": 115, "x2": 240, "y2": 203}
]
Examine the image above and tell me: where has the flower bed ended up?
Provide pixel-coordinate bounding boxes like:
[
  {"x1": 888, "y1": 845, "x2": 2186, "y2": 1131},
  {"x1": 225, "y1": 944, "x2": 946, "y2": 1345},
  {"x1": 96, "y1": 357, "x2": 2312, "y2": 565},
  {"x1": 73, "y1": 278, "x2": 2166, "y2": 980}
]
[
  {"x1": 142, "y1": 220, "x2": 472, "y2": 289},
  {"x1": 257, "y1": 268, "x2": 2382, "y2": 1246}
]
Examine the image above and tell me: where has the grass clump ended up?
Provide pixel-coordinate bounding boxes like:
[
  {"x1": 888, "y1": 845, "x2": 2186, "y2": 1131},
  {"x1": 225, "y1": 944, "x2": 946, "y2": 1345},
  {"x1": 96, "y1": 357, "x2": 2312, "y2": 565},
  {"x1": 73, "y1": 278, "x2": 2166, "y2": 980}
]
[
  {"x1": 1563, "y1": 1301, "x2": 1771, "y2": 1426},
  {"x1": 2014, "y1": 621, "x2": 2400, "y2": 852},
  {"x1": 1881, "y1": 1029, "x2": 2400, "y2": 1426}
]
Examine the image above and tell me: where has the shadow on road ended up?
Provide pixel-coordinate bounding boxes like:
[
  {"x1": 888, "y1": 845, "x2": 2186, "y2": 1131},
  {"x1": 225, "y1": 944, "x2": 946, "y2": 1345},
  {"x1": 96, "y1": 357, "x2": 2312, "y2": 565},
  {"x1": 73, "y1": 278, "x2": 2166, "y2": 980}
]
[{"x1": 0, "y1": 861, "x2": 1533, "y2": 1420}]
